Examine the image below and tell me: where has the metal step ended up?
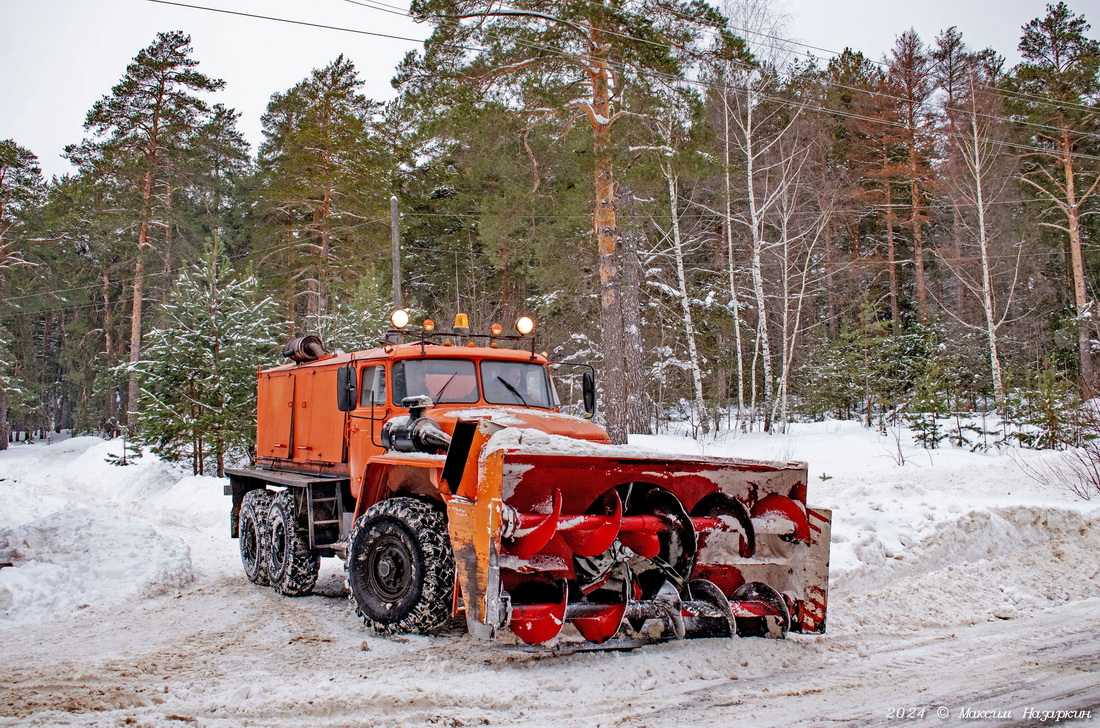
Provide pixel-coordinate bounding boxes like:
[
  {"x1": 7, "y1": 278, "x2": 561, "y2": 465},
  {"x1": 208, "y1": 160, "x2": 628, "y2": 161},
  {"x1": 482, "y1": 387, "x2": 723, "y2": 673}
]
[{"x1": 307, "y1": 481, "x2": 344, "y2": 549}]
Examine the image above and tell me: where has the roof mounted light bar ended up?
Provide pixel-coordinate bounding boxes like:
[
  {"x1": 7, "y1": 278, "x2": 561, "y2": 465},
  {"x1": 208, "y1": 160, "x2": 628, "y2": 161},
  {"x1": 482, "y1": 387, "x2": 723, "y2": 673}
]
[{"x1": 385, "y1": 309, "x2": 540, "y2": 357}]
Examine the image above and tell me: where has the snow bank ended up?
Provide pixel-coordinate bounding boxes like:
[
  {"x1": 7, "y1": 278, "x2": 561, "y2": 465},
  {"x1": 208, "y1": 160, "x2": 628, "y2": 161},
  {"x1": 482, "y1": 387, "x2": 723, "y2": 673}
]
[
  {"x1": 145, "y1": 474, "x2": 228, "y2": 529},
  {"x1": 0, "y1": 479, "x2": 68, "y2": 528},
  {"x1": 837, "y1": 511, "x2": 1100, "y2": 632},
  {"x1": 12, "y1": 437, "x2": 227, "y2": 530},
  {"x1": 67, "y1": 438, "x2": 189, "y2": 505},
  {"x1": 0, "y1": 437, "x2": 215, "y2": 625},
  {"x1": 0, "y1": 498, "x2": 193, "y2": 625}
]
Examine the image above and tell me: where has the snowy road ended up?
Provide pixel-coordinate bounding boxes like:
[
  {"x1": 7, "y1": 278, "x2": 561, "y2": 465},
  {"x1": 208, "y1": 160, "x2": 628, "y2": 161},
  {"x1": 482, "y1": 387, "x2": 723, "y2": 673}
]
[{"x1": 2, "y1": 430, "x2": 1098, "y2": 727}]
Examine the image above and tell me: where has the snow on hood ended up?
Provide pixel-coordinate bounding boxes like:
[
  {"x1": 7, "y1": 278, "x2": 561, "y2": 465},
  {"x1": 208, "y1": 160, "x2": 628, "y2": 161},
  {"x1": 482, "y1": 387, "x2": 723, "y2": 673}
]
[{"x1": 436, "y1": 407, "x2": 610, "y2": 442}]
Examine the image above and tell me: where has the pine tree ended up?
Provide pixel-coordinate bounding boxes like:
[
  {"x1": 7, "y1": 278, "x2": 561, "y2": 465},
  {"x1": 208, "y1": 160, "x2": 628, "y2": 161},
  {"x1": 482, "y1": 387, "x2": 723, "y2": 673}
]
[
  {"x1": 905, "y1": 352, "x2": 951, "y2": 449},
  {"x1": 399, "y1": 1, "x2": 745, "y2": 443},
  {"x1": 848, "y1": 295, "x2": 905, "y2": 427},
  {"x1": 0, "y1": 324, "x2": 29, "y2": 450},
  {"x1": 134, "y1": 239, "x2": 282, "y2": 476},
  {"x1": 253, "y1": 56, "x2": 388, "y2": 334},
  {"x1": 0, "y1": 139, "x2": 43, "y2": 270},
  {"x1": 182, "y1": 103, "x2": 252, "y2": 248},
  {"x1": 36, "y1": 170, "x2": 135, "y2": 430},
  {"x1": 68, "y1": 31, "x2": 226, "y2": 423},
  {"x1": 887, "y1": 30, "x2": 936, "y2": 317},
  {"x1": 1011, "y1": 3, "x2": 1100, "y2": 388},
  {"x1": 0, "y1": 142, "x2": 46, "y2": 443},
  {"x1": 312, "y1": 270, "x2": 392, "y2": 353},
  {"x1": 818, "y1": 49, "x2": 883, "y2": 338}
]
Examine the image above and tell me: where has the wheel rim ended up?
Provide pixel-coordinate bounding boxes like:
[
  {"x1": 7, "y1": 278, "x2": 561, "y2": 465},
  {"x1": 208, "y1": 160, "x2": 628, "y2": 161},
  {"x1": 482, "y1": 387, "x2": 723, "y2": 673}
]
[
  {"x1": 366, "y1": 533, "x2": 414, "y2": 602},
  {"x1": 242, "y1": 515, "x2": 259, "y2": 571},
  {"x1": 270, "y1": 513, "x2": 287, "y2": 574}
]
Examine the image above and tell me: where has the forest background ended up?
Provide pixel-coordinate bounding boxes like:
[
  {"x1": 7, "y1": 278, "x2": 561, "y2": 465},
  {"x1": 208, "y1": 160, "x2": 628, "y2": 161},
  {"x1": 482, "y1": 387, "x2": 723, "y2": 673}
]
[{"x1": 1, "y1": 0, "x2": 1098, "y2": 476}]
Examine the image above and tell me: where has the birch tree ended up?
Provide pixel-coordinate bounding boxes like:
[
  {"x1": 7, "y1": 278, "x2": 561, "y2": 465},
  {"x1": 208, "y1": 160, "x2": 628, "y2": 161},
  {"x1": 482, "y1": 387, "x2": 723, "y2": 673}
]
[
  {"x1": 938, "y1": 69, "x2": 1020, "y2": 406},
  {"x1": 717, "y1": 61, "x2": 822, "y2": 432},
  {"x1": 649, "y1": 108, "x2": 710, "y2": 433},
  {"x1": 770, "y1": 117, "x2": 831, "y2": 428}
]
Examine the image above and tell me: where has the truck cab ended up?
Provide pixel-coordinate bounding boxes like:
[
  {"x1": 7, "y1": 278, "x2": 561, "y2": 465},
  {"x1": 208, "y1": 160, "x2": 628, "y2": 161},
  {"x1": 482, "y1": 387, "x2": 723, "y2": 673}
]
[{"x1": 229, "y1": 312, "x2": 599, "y2": 556}]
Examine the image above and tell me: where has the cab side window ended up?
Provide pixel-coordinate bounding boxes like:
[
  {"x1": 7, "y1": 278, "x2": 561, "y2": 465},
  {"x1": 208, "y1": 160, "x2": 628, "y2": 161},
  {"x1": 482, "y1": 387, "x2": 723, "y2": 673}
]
[{"x1": 359, "y1": 365, "x2": 387, "y2": 406}]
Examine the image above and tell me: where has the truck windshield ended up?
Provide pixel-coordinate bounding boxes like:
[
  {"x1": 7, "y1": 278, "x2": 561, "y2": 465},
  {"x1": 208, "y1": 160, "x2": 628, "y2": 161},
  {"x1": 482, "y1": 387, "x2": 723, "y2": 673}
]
[
  {"x1": 392, "y1": 359, "x2": 479, "y2": 405},
  {"x1": 481, "y1": 360, "x2": 554, "y2": 409}
]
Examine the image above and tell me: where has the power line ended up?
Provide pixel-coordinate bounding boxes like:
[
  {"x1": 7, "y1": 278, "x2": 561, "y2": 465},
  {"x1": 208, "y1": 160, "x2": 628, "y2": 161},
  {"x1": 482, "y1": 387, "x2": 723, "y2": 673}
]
[
  {"x1": 567, "y1": 0, "x2": 1100, "y2": 118},
  {"x1": 149, "y1": 0, "x2": 1098, "y2": 158},
  {"x1": 443, "y1": 0, "x2": 1100, "y2": 130},
  {"x1": 332, "y1": 0, "x2": 1100, "y2": 159},
  {"x1": 0, "y1": 199, "x2": 1078, "y2": 310},
  {"x1": 340, "y1": 0, "x2": 411, "y2": 19},
  {"x1": 145, "y1": 0, "x2": 1100, "y2": 155},
  {"x1": 0, "y1": 239, "x2": 396, "y2": 322},
  {"x1": 143, "y1": 0, "x2": 427, "y2": 44},
  {"x1": 7, "y1": 0, "x2": 1075, "y2": 314},
  {"x1": 1, "y1": 183, "x2": 1088, "y2": 316},
  {"x1": 0, "y1": 236, "x2": 1079, "y2": 324}
]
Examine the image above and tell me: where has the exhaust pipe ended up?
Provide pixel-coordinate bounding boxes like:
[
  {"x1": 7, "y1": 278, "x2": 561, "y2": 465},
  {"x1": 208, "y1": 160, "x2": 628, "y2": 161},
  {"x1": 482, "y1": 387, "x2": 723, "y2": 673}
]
[{"x1": 283, "y1": 335, "x2": 327, "y2": 363}]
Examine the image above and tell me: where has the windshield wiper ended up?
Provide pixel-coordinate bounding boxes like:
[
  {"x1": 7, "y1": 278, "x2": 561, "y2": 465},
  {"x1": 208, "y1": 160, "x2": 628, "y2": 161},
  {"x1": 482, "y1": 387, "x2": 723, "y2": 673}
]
[
  {"x1": 496, "y1": 376, "x2": 530, "y2": 408},
  {"x1": 433, "y1": 372, "x2": 459, "y2": 402}
]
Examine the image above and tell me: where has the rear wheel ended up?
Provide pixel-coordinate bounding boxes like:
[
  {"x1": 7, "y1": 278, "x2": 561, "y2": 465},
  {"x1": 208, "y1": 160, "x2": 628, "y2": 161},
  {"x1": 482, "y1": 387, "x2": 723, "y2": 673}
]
[
  {"x1": 266, "y1": 490, "x2": 320, "y2": 596},
  {"x1": 346, "y1": 498, "x2": 455, "y2": 635},
  {"x1": 239, "y1": 489, "x2": 273, "y2": 586}
]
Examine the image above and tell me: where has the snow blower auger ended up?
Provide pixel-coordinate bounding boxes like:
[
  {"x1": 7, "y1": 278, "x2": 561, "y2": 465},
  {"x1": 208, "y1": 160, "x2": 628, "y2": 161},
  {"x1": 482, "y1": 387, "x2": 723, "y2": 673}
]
[
  {"x1": 443, "y1": 423, "x2": 831, "y2": 650},
  {"x1": 225, "y1": 310, "x2": 831, "y2": 651}
]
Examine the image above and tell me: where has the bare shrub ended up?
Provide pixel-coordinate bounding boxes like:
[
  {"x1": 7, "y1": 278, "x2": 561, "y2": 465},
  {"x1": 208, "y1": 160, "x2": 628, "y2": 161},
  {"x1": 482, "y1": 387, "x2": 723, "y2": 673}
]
[{"x1": 1014, "y1": 402, "x2": 1100, "y2": 501}]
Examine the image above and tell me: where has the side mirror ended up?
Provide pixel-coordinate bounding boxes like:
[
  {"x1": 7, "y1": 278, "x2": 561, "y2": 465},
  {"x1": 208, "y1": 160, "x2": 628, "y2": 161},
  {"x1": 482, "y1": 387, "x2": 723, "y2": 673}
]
[
  {"x1": 582, "y1": 370, "x2": 596, "y2": 419},
  {"x1": 337, "y1": 364, "x2": 357, "y2": 412}
]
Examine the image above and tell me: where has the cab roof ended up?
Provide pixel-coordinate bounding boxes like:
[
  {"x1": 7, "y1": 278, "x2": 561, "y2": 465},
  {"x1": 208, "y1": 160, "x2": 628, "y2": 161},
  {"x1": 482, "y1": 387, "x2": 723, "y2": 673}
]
[{"x1": 262, "y1": 341, "x2": 547, "y2": 374}]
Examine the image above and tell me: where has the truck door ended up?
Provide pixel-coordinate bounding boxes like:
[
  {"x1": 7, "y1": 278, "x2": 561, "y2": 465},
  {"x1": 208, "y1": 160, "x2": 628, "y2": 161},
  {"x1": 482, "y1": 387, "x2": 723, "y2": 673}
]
[
  {"x1": 256, "y1": 371, "x2": 294, "y2": 460},
  {"x1": 292, "y1": 367, "x2": 344, "y2": 464},
  {"x1": 358, "y1": 364, "x2": 389, "y2": 457}
]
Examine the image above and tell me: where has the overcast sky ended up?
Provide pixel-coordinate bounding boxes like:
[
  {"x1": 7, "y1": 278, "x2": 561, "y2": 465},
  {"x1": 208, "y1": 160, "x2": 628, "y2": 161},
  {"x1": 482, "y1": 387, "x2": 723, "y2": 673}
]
[{"x1": 0, "y1": 0, "x2": 1080, "y2": 179}]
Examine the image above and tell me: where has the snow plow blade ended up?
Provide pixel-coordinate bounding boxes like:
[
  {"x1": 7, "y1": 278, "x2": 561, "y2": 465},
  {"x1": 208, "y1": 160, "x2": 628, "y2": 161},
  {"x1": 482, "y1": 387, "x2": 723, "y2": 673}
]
[{"x1": 443, "y1": 422, "x2": 830, "y2": 648}]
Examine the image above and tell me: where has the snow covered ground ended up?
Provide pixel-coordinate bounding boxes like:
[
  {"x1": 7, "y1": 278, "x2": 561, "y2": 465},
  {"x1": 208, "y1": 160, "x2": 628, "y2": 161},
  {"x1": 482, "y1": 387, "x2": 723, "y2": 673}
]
[{"x1": 1, "y1": 424, "x2": 1098, "y2": 727}]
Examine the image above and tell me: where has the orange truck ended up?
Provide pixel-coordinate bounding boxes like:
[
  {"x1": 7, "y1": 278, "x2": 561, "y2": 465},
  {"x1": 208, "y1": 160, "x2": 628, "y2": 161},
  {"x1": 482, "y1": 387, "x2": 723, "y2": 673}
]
[{"x1": 226, "y1": 312, "x2": 831, "y2": 649}]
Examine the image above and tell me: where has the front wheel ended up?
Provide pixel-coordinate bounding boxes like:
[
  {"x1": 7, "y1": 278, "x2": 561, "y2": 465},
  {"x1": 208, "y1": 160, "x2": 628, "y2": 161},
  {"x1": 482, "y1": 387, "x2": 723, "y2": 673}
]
[
  {"x1": 266, "y1": 490, "x2": 320, "y2": 596},
  {"x1": 346, "y1": 498, "x2": 455, "y2": 635}
]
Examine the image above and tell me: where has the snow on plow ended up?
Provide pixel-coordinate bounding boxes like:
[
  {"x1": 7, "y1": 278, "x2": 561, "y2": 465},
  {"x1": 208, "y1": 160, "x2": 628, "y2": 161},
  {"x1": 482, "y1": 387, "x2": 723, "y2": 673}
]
[{"x1": 443, "y1": 422, "x2": 831, "y2": 649}]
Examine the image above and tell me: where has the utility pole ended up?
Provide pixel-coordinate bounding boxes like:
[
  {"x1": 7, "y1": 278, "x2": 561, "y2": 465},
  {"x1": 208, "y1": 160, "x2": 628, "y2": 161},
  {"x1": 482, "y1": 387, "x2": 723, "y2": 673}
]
[{"x1": 390, "y1": 195, "x2": 402, "y2": 310}]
